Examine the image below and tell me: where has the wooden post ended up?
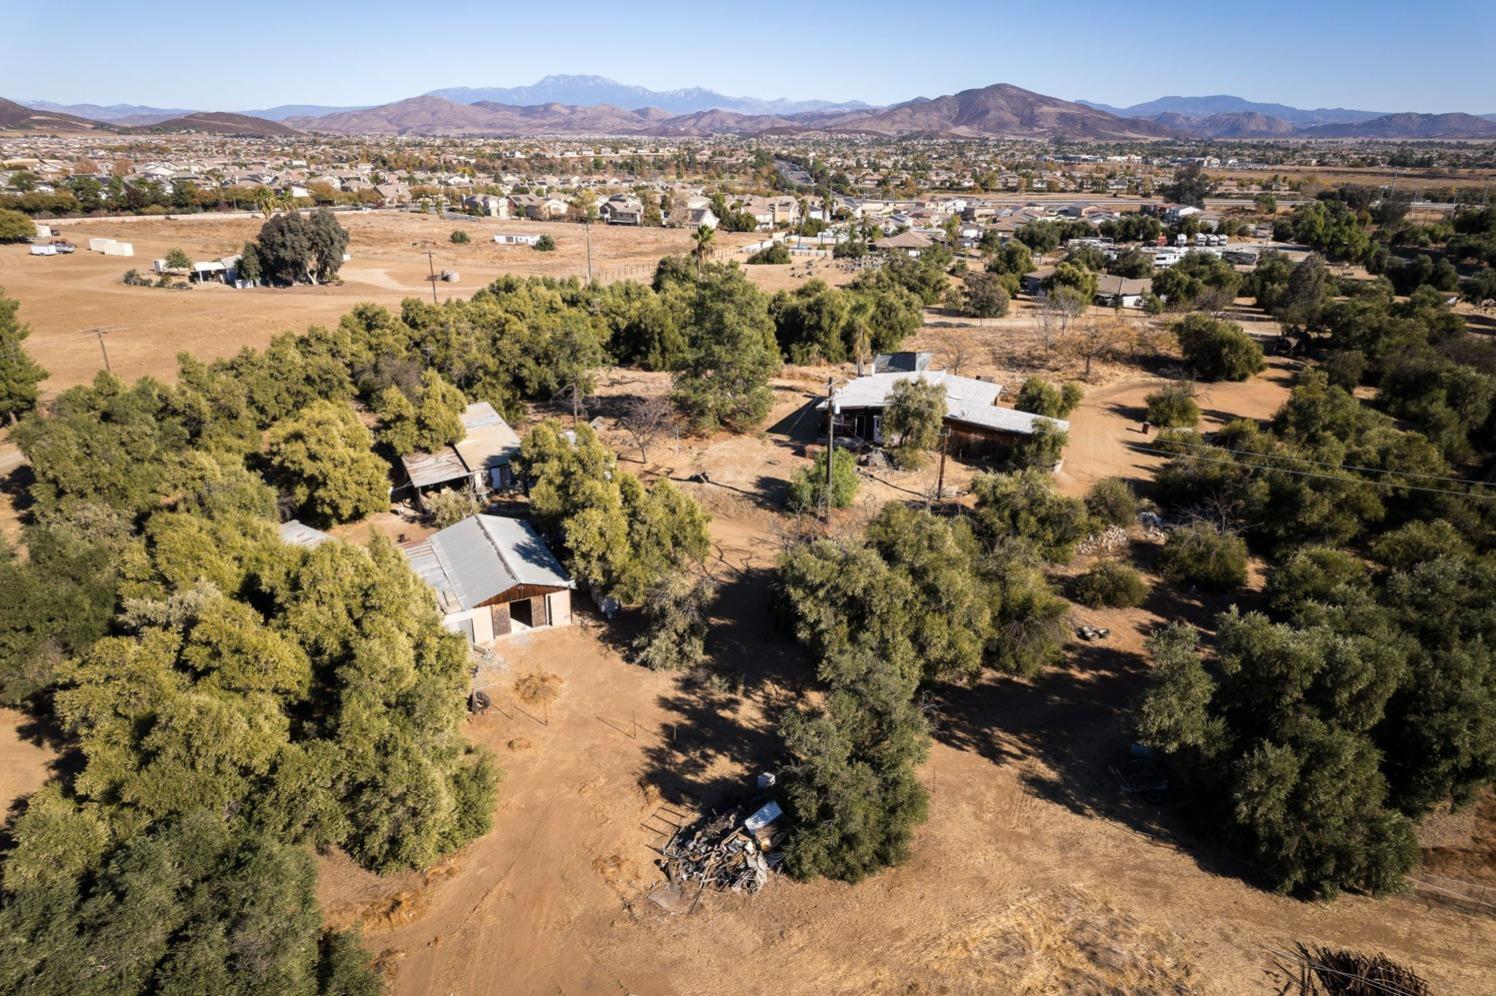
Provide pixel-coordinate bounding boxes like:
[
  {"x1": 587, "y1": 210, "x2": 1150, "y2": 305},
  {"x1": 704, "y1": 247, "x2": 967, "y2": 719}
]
[{"x1": 935, "y1": 427, "x2": 950, "y2": 504}]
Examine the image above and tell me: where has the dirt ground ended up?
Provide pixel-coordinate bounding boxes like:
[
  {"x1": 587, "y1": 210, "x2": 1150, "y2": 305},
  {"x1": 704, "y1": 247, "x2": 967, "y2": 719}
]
[
  {"x1": 308, "y1": 363, "x2": 1496, "y2": 996},
  {"x1": 0, "y1": 212, "x2": 763, "y2": 393}
]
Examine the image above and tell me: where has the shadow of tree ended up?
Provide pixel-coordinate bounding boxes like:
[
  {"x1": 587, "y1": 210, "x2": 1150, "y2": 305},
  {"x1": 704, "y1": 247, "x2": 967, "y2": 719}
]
[{"x1": 635, "y1": 566, "x2": 811, "y2": 811}]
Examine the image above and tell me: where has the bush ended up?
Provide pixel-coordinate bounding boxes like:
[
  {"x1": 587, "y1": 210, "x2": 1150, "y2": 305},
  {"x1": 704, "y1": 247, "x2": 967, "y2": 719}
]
[
  {"x1": 788, "y1": 448, "x2": 858, "y2": 512},
  {"x1": 533, "y1": 234, "x2": 556, "y2": 251},
  {"x1": 424, "y1": 488, "x2": 479, "y2": 528},
  {"x1": 1323, "y1": 349, "x2": 1367, "y2": 390},
  {"x1": 450, "y1": 229, "x2": 470, "y2": 244},
  {"x1": 1144, "y1": 381, "x2": 1200, "y2": 427},
  {"x1": 1073, "y1": 560, "x2": 1149, "y2": 608},
  {"x1": 1174, "y1": 314, "x2": 1265, "y2": 382},
  {"x1": 1010, "y1": 421, "x2": 1068, "y2": 471},
  {"x1": 970, "y1": 469, "x2": 1089, "y2": 561},
  {"x1": 1084, "y1": 477, "x2": 1138, "y2": 527},
  {"x1": 1158, "y1": 522, "x2": 1248, "y2": 591},
  {"x1": 0, "y1": 208, "x2": 34, "y2": 242},
  {"x1": 1014, "y1": 378, "x2": 1083, "y2": 418},
  {"x1": 747, "y1": 242, "x2": 790, "y2": 264}
]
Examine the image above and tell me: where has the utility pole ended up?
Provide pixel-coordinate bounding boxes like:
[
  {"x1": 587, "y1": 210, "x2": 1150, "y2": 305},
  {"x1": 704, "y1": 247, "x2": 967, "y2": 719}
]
[
  {"x1": 584, "y1": 217, "x2": 594, "y2": 284},
  {"x1": 84, "y1": 326, "x2": 125, "y2": 374},
  {"x1": 934, "y1": 427, "x2": 950, "y2": 506},
  {"x1": 423, "y1": 247, "x2": 438, "y2": 305}
]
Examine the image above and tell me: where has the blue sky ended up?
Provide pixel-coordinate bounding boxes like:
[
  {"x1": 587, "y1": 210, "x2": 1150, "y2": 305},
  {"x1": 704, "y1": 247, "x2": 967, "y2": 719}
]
[{"x1": 6, "y1": 0, "x2": 1494, "y2": 113}]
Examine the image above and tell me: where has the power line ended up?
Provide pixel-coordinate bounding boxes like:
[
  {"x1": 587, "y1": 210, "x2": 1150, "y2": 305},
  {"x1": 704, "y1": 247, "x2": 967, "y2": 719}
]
[
  {"x1": 1157, "y1": 436, "x2": 1496, "y2": 490},
  {"x1": 1137, "y1": 443, "x2": 1496, "y2": 502}
]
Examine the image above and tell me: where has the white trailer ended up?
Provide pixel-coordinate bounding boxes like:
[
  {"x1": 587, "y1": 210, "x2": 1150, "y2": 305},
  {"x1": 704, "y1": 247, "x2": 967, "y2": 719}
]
[{"x1": 29, "y1": 244, "x2": 58, "y2": 256}]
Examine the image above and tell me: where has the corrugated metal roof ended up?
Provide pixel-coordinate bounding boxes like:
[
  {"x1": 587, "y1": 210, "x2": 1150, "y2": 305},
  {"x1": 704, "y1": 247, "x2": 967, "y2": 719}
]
[
  {"x1": 400, "y1": 402, "x2": 520, "y2": 489},
  {"x1": 819, "y1": 371, "x2": 1067, "y2": 437},
  {"x1": 401, "y1": 447, "x2": 469, "y2": 489},
  {"x1": 824, "y1": 371, "x2": 1003, "y2": 412},
  {"x1": 402, "y1": 515, "x2": 571, "y2": 613},
  {"x1": 453, "y1": 402, "x2": 521, "y2": 477},
  {"x1": 278, "y1": 520, "x2": 332, "y2": 549}
]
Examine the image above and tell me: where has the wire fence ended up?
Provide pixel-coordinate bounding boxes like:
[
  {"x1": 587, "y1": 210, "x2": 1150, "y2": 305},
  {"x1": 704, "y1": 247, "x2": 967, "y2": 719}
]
[{"x1": 1406, "y1": 873, "x2": 1496, "y2": 916}]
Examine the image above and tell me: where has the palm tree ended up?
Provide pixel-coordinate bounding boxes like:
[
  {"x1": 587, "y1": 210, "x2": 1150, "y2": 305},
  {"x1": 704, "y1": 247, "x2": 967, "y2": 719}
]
[{"x1": 691, "y1": 224, "x2": 715, "y2": 279}]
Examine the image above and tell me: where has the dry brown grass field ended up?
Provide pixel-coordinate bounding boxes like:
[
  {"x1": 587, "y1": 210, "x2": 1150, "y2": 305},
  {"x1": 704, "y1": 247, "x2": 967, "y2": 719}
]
[
  {"x1": 0, "y1": 212, "x2": 764, "y2": 392},
  {"x1": 2, "y1": 217, "x2": 1494, "y2": 994}
]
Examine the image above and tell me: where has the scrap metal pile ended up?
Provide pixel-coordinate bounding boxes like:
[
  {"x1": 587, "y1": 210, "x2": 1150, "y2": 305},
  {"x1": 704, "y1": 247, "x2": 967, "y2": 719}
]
[{"x1": 659, "y1": 801, "x2": 785, "y2": 895}]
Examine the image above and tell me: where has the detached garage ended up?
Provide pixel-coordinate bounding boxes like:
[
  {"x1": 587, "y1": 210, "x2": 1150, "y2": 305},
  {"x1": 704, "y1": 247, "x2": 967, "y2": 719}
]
[{"x1": 402, "y1": 514, "x2": 573, "y2": 644}]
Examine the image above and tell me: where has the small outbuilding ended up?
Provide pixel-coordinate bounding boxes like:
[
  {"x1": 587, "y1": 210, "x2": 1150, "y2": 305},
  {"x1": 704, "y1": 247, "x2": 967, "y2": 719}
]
[
  {"x1": 399, "y1": 401, "x2": 522, "y2": 507},
  {"x1": 402, "y1": 514, "x2": 574, "y2": 643}
]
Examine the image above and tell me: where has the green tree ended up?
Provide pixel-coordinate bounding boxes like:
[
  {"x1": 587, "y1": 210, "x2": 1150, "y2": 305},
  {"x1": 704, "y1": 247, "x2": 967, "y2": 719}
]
[
  {"x1": 1158, "y1": 522, "x2": 1248, "y2": 591},
  {"x1": 788, "y1": 448, "x2": 858, "y2": 512},
  {"x1": 632, "y1": 573, "x2": 714, "y2": 671},
  {"x1": 1011, "y1": 421, "x2": 1068, "y2": 471},
  {"x1": 969, "y1": 469, "x2": 1089, "y2": 561},
  {"x1": 0, "y1": 811, "x2": 382, "y2": 995},
  {"x1": 672, "y1": 270, "x2": 780, "y2": 433},
  {"x1": 0, "y1": 289, "x2": 48, "y2": 424},
  {"x1": 267, "y1": 401, "x2": 388, "y2": 525},
  {"x1": 883, "y1": 376, "x2": 945, "y2": 468},
  {"x1": 1144, "y1": 380, "x2": 1200, "y2": 427},
  {"x1": 959, "y1": 270, "x2": 1010, "y2": 318},
  {"x1": 450, "y1": 229, "x2": 470, "y2": 244},
  {"x1": 1162, "y1": 164, "x2": 1213, "y2": 208},
  {"x1": 1174, "y1": 314, "x2": 1265, "y2": 382},
  {"x1": 533, "y1": 234, "x2": 555, "y2": 251},
  {"x1": 0, "y1": 209, "x2": 37, "y2": 241},
  {"x1": 1013, "y1": 378, "x2": 1083, "y2": 418},
  {"x1": 164, "y1": 247, "x2": 192, "y2": 270}
]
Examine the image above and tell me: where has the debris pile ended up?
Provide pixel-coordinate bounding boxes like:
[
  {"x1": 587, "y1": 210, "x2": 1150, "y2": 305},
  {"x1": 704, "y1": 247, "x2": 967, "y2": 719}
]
[
  {"x1": 1076, "y1": 623, "x2": 1111, "y2": 641},
  {"x1": 660, "y1": 801, "x2": 785, "y2": 895},
  {"x1": 1137, "y1": 511, "x2": 1168, "y2": 543},
  {"x1": 1076, "y1": 525, "x2": 1129, "y2": 555}
]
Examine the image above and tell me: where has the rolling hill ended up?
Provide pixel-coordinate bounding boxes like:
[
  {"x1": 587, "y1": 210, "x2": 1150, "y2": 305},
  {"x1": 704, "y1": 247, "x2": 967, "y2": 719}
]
[
  {"x1": 1299, "y1": 112, "x2": 1496, "y2": 139},
  {"x1": 130, "y1": 112, "x2": 301, "y2": 136},
  {"x1": 0, "y1": 96, "x2": 111, "y2": 132},
  {"x1": 1080, "y1": 94, "x2": 1386, "y2": 127},
  {"x1": 1150, "y1": 110, "x2": 1298, "y2": 139},
  {"x1": 817, "y1": 84, "x2": 1177, "y2": 139}
]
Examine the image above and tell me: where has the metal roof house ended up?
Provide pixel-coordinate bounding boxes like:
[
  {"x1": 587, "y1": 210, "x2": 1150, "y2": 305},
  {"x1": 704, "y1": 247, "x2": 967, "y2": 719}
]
[
  {"x1": 402, "y1": 515, "x2": 574, "y2": 643},
  {"x1": 818, "y1": 370, "x2": 1068, "y2": 462},
  {"x1": 399, "y1": 402, "x2": 522, "y2": 507}
]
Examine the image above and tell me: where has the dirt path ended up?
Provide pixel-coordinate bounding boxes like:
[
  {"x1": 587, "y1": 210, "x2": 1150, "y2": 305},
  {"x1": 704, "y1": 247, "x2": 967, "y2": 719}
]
[{"x1": 1056, "y1": 354, "x2": 1301, "y2": 498}]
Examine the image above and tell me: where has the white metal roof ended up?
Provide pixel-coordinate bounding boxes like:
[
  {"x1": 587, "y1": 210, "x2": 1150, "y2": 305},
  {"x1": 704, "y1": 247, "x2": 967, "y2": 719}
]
[{"x1": 819, "y1": 371, "x2": 1068, "y2": 437}]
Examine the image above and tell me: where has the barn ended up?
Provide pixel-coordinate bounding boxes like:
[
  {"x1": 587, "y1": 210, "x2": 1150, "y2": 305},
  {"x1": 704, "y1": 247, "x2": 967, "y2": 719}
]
[{"x1": 402, "y1": 514, "x2": 573, "y2": 644}]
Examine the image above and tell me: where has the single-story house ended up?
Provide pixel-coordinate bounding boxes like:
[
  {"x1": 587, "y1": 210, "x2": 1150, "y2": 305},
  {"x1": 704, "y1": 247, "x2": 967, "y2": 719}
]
[
  {"x1": 493, "y1": 233, "x2": 543, "y2": 246},
  {"x1": 509, "y1": 194, "x2": 567, "y2": 221},
  {"x1": 402, "y1": 514, "x2": 574, "y2": 643},
  {"x1": 399, "y1": 401, "x2": 522, "y2": 506},
  {"x1": 876, "y1": 230, "x2": 934, "y2": 256},
  {"x1": 1093, "y1": 275, "x2": 1152, "y2": 309},
  {"x1": 819, "y1": 369, "x2": 1068, "y2": 461}
]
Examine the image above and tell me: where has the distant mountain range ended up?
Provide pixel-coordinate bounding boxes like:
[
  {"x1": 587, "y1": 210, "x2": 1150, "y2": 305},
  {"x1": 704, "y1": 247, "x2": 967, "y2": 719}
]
[
  {"x1": 1078, "y1": 94, "x2": 1389, "y2": 128},
  {"x1": 9, "y1": 81, "x2": 1496, "y2": 140},
  {"x1": 426, "y1": 75, "x2": 871, "y2": 116}
]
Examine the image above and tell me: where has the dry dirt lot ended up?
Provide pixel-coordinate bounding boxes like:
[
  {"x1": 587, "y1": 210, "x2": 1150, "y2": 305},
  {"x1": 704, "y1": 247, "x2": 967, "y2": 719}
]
[
  {"x1": 0, "y1": 212, "x2": 763, "y2": 393},
  {"x1": 3, "y1": 259, "x2": 1494, "y2": 993},
  {"x1": 309, "y1": 366, "x2": 1495, "y2": 996}
]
